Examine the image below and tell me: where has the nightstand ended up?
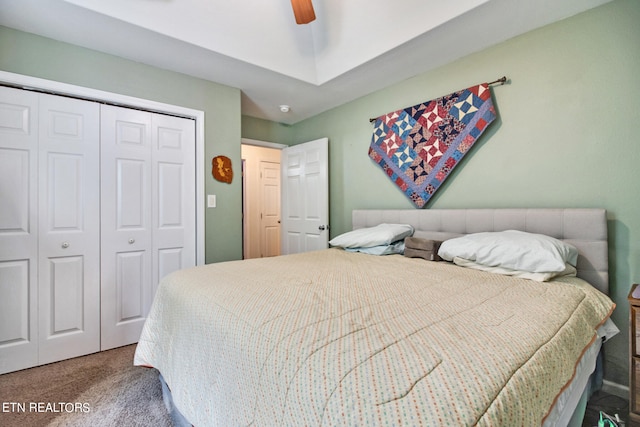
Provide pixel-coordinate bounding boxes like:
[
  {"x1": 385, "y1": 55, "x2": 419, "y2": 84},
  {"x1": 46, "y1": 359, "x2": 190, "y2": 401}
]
[{"x1": 628, "y1": 284, "x2": 640, "y2": 425}]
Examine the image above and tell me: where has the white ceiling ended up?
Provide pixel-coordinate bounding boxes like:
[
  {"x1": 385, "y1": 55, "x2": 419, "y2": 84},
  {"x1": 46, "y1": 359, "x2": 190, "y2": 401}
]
[{"x1": 0, "y1": 0, "x2": 611, "y2": 125}]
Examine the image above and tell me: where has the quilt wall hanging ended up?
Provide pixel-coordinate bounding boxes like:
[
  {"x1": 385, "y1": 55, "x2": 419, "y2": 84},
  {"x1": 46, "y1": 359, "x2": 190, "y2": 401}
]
[{"x1": 368, "y1": 80, "x2": 501, "y2": 208}]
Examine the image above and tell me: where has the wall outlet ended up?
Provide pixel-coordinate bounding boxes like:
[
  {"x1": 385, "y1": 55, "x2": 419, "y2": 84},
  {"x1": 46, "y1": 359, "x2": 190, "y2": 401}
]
[{"x1": 207, "y1": 194, "x2": 216, "y2": 208}]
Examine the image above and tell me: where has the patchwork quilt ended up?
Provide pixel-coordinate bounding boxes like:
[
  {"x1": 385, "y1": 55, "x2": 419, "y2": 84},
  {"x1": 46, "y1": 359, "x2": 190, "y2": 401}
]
[{"x1": 369, "y1": 83, "x2": 496, "y2": 208}]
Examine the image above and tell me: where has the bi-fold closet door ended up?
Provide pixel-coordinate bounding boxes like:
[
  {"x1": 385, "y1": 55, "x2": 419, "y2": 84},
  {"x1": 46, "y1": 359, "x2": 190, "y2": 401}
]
[
  {"x1": 0, "y1": 87, "x2": 195, "y2": 374},
  {"x1": 0, "y1": 86, "x2": 100, "y2": 374},
  {"x1": 100, "y1": 104, "x2": 196, "y2": 350}
]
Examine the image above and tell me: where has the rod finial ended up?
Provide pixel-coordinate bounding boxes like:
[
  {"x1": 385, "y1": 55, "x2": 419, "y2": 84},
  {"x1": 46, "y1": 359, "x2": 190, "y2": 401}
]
[{"x1": 488, "y1": 76, "x2": 507, "y2": 86}]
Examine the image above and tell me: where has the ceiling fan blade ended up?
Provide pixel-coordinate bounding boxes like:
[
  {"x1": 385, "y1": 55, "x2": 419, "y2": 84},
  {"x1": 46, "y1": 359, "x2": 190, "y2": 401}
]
[{"x1": 291, "y1": 0, "x2": 316, "y2": 24}]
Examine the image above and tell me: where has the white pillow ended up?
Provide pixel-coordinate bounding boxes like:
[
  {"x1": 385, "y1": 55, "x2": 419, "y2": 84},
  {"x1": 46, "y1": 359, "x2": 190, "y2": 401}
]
[
  {"x1": 452, "y1": 257, "x2": 577, "y2": 282},
  {"x1": 329, "y1": 224, "x2": 414, "y2": 248},
  {"x1": 438, "y1": 230, "x2": 578, "y2": 273}
]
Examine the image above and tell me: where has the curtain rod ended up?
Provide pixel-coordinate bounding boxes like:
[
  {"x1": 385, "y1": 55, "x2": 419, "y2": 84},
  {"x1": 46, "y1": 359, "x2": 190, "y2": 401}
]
[{"x1": 369, "y1": 76, "x2": 507, "y2": 123}]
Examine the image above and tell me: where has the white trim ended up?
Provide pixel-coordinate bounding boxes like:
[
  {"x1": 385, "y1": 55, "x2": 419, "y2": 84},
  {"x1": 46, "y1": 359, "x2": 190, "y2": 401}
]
[
  {"x1": 194, "y1": 118, "x2": 205, "y2": 266},
  {"x1": 241, "y1": 138, "x2": 287, "y2": 150},
  {"x1": 602, "y1": 379, "x2": 629, "y2": 399},
  {"x1": 0, "y1": 70, "x2": 206, "y2": 266}
]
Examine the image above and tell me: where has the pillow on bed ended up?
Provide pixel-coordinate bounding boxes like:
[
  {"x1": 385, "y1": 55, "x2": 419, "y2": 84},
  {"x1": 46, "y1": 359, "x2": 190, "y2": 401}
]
[
  {"x1": 438, "y1": 230, "x2": 578, "y2": 273},
  {"x1": 452, "y1": 257, "x2": 577, "y2": 282},
  {"x1": 345, "y1": 241, "x2": 405, "y2": 255},
  {"x1": 329, "y1": 223, "x2": 414, "y2": 249}
]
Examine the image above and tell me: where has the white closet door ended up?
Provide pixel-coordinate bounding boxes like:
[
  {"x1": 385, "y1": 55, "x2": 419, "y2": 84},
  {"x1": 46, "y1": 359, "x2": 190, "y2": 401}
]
[
  {"x1": 101, "y1": 105, "x2": 196, "y2": 350},
  {"x1": 37, "y1": 93, "x2": 100, "y2": 364},
  {"x1": 100, "y1": 105, "x2": 153, "y2": 350},
  {"x1": 151, "y1": 113, "x2": 196, "y2": 294},
  {"x1": 0, "y1": 87, "x2": 39, "y2": 374}
]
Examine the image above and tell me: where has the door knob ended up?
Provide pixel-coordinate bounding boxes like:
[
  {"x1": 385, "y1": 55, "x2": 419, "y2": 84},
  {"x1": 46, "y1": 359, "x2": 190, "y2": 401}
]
[{"x1": 318, "y1": 225, "x2": 325, "y2": 231}]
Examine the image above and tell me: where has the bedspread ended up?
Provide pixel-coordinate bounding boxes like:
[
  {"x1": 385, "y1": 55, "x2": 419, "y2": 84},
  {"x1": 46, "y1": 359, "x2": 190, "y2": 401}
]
[{"x1": 134, "y1": 249, "x2": 614, "y2": 426}]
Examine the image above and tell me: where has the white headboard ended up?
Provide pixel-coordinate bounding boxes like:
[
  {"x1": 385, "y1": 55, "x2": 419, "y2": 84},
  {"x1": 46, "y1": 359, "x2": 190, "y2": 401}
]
[{"x1": 352, "y1": 208, "x2": 609, "y2": 294}]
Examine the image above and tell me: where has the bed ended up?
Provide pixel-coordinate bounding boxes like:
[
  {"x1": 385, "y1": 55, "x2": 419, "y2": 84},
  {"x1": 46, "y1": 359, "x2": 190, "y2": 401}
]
[{"x1": 134, "y1": 208, "x2": 616, "y2": 426}]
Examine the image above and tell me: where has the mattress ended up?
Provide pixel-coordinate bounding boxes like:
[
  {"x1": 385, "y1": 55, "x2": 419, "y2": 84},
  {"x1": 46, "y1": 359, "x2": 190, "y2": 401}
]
[{"x1": 134, "y1": 248, "x2": 614, "y2": 426}]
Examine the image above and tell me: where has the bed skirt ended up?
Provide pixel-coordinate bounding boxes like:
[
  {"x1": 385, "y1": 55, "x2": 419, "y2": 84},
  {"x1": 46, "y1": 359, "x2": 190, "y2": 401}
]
[{"x1": 159, "y1": 374, "x2": 192, "y2": 427}]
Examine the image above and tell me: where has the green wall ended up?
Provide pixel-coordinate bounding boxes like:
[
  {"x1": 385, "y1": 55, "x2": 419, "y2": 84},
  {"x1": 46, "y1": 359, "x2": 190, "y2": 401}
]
[
  {"x1": 241, "y1": 115, "x2": 294, "y2": 145},
  {"x1": 284, "y1": 0, "x2": 640, "y2": 386},
  {"x1": 0, "y1": 26, "x2": 243, "y2": 264}
]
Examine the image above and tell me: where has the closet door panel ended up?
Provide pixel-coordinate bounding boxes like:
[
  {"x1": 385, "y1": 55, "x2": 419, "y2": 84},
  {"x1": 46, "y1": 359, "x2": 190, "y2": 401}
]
[
  {"x1": 0, "y1": 261, "x2": 31, "y2": 362},
  {"x1": 152, "y1": 114, "x2": 195, "y2": 294},
  {"x1": 0, "y1": 87, "x2": 39, "y2": 374},
  {"x1": 48, "y1": 256, "x2": 84, "y2": 332},
  {"x1": 158, "y1": 248, "x2": 183, "y2": 281},
  {"x1": 101, "y1": 105, "x2": 153, "y2": 350},
  {"x1": 116, "y1": 251, "x2": 147, "y2": 320},
  {"x1": 0, "y1": 149, "x2": 30, "y2": 235},
  {"x1": 37, "y1": 93, "x2": 100, "y2": 364},
  {"x1": 0, "y1": 261, "x2": 29, "y2": 340},
  {"x1": 117, "y1": 159, "x2": 146, "y2": 228}
]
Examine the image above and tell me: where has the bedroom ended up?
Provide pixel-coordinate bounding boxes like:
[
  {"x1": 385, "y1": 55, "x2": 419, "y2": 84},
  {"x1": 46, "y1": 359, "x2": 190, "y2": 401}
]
[{"x1": 0, "y1": 0, "x2": 638, "y2": 425}]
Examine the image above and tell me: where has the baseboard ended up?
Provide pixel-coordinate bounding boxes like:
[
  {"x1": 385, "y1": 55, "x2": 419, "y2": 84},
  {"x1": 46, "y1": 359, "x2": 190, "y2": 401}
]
[{"x1": 602, "y1": 379, "x2": 629, "y2": 400}]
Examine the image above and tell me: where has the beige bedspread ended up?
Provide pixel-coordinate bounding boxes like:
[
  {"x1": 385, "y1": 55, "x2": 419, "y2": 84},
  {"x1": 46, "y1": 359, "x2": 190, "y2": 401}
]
[{"x1": 134, "y1": 248, "x2": 614, "y2": 426}]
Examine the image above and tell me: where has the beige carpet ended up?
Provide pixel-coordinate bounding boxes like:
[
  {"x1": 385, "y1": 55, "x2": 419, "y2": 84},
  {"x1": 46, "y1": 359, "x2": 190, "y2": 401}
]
[{"x1": 0, "y1": 345, "x2": 172, "y2": 427}]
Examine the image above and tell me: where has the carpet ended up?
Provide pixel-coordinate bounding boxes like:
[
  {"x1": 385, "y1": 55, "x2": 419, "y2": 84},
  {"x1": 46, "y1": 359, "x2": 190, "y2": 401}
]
[
  {"x1": 582, "y1": 390, "x2": 629, "y2": 427},
  {"x1": 0, "y1": 345, "x2": 171, "y2": 427}
]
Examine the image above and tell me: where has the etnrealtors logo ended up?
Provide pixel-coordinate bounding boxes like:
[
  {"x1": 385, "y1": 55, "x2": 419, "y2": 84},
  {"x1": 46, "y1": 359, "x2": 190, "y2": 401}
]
[{"x1": 2, "y1": 401, "x2": 91, "y2": 414}]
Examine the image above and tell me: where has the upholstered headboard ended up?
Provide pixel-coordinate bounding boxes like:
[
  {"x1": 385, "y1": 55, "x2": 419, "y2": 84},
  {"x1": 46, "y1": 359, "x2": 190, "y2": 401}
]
[{"x1": 352, "y1": 209, "x2": 609, "y2": 294}]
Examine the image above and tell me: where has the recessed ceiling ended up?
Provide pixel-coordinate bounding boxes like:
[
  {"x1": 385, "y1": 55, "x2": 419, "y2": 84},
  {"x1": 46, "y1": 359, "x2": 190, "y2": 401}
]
[{"x1": 0, "y1": 0, "x2": 611, "y2": 124}]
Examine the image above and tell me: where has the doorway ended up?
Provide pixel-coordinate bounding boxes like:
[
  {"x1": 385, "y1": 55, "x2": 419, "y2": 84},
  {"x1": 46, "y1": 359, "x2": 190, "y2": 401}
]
[
  {"x1": 241, "y1": 141, "x2": 284, "y2": 259},
  {"x1": 241, "y1": 137, "x2": 330, "y2": 259}
]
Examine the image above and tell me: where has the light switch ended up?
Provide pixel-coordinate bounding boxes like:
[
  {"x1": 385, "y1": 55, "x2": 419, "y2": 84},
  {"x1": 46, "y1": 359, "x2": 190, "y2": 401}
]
[{"x1": 207, "y1": 194, "x2": 217, "y2": 208}]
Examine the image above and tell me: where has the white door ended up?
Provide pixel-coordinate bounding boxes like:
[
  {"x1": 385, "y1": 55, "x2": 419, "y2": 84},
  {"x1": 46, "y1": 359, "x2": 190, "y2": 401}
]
[
  {"x1": 100, "y1": 105, "x2": 152, "y2": 350},
  {"x1": 100, "y1": 105, "x2": 195, "y2": 350},
  {"x1": 0, "y1": 87, "x2": 39, "y2": 374},
  {"x1": 37, "y1": 94, "x2": 101, "y2": 364},
  {"x1": 260, "y1": 161, "x2": 281, "y2": 257},
  {"x1": 151, "y1": 113, "x2": 196, "y2": 293},
  {"x1": 281, "y1": 137, "x2": 329, "y2": 254},
  {"x1": 0, "y1": 87, "x2": 100, "y2": 373}
]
